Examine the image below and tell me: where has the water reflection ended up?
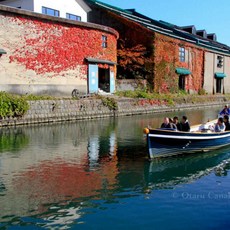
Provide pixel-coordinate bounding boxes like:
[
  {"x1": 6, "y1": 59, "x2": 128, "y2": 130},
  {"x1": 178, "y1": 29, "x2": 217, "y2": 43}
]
[
  {"x1": 0, "y1": 106, "x2": 228, "y2": 229},
  {"x1": 145, "y1": 149, "x2": 230, "y2": 190},
  {"x1": 0, "y1": 128, "x2": 29, "y2": 153}
]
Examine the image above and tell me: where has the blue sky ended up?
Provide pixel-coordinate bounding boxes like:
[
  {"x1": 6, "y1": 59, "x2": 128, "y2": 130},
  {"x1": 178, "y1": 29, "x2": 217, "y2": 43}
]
[{"x1": 101, "y1": 0, "x2": 230, "y2": 46}]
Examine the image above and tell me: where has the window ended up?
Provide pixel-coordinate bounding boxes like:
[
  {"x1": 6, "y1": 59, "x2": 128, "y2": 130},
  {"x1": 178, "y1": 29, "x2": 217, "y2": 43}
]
[
  {"x1": 102, "y1": 35, "x2": 107, "y2": 48},
  {"x1": 217, "y1": 55, "x2": 223, "y2": 68},
  {"x1": 42, "y1": 6, "x2": 59, "y2": 17},
  {"x1": 179, "y1": 47, "x2": 185, "y2": 62},
  {"x1": 66, "y1": 13, "x2": 81, "y2": 21}
]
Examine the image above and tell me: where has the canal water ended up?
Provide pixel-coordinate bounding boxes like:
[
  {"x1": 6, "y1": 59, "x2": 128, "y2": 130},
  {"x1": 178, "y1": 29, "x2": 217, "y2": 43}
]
[{"x1": 1, "y1": 106, "x2": 230, "y2": 229}]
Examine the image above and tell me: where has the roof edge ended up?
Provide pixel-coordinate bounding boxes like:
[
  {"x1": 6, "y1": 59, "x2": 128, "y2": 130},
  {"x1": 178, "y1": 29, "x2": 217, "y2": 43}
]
[
  {"x1": 76, "y1": 0, "x2": 91, "y2": 13},
  {"x1": 0, "y1": 5, "x2": 119, "y2": 39}
]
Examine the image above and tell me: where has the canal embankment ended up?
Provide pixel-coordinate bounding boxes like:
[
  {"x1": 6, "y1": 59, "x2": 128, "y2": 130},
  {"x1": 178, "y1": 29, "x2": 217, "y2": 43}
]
[{"x1": 0, "y1": 95, "x2": 229, "y2": 127}]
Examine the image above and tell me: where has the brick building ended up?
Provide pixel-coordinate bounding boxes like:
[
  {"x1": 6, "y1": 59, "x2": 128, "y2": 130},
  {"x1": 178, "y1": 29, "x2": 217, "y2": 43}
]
[{"x1": 85, "y1": 0, "x2": 230, "y2": 94}]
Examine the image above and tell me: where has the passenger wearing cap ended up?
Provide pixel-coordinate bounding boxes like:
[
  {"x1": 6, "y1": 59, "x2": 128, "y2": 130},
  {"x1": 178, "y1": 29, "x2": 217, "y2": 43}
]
[{"x1": 219, "y1": 104, "x2": 230, "y2": 116}]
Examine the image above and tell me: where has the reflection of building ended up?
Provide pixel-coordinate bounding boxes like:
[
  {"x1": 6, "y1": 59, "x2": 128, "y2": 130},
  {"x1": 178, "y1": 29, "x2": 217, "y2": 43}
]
[
  {"x1": 88, "y1": 136, "x2": 100, "y2": 166},
  {"x1": 88, "y1": 131, "x2": 117, "y2": 168},
  {"x1": 1, "y1": 115, "x2": 230, "y2": 228},
  {"x1": 44, "y1": 207, "x2": 82, "y2": 228},
  {"x1": 0, "y1": 120, "x2": 119, "y2": 222},
  {"x1": 0, "y1": 4, "x2": 118, "y2": 96}
]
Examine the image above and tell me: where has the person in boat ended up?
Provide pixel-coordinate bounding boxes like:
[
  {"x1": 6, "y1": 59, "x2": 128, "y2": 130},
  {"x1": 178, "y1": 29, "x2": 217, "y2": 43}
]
[
  {"x1": 161, "y1": 117, "x2": 174, "y2": 129},
  {"x1": 180, "y1": 116, "x2": 190, "y2": 132},
  {"x1": 173, "y1": 116, "x2": 181, "y2": 130},
  {"x1": 169, "y1": 118, "x2": 177, "y2": 130},
  {"x1": 214, "y1": 117, "x2": 226, "y2": 132},
  {"x1": 223, "y1": 115, "x2": 230, "y2": 131},
  {"x1": 219, "y1": 104, "x2": 230, "y2": 116}
]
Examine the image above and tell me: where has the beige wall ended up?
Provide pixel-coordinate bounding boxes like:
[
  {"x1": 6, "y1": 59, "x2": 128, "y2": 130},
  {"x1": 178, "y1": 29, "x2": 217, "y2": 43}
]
[
  {"x1": 204, "y1": 51, "x2": 230, "y2": 94},
  {"x1": 223, "y1": 56, "x2": 230, "y2": 93},
  {"x1": 204, "y1": 52, "x2": 214, "y2": 93}
]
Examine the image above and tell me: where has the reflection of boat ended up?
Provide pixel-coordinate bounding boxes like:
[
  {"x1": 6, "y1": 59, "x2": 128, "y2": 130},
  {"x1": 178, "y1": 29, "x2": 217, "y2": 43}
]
[
  {"x1": 144, "y1": 119, "x2": 230, "y2": 159},
  {"x1": 144, "y1": 148, "x2": 230, "y2": 190}
]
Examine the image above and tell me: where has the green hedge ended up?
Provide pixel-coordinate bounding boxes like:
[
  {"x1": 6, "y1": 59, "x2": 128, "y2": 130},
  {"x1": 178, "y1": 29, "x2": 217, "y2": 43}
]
[{"x1": 0, "y1": 92, "x2": 29, "y2": 118}]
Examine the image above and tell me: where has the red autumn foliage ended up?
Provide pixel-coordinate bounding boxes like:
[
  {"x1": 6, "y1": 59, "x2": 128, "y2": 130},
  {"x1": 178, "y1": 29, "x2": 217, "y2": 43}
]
[
  {"x1": 154, "y1": 33, "x2": 204, "y2": 93},
  {"x1": 8, "y1": 16, "x2": 117, "y2": 76}
]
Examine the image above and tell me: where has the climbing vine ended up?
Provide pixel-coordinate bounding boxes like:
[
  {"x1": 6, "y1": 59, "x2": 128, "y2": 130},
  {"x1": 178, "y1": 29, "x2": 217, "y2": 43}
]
[
  {"x1": 8, "y1": 16, "x2": 117, "y2": 76},
  {"x1": 154, "y1": 33, "x2": 204, "y2": 93}
]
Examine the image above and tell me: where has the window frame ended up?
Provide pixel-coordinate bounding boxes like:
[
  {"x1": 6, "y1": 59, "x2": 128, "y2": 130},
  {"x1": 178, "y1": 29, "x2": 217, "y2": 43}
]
[
  {"x1": 217, "y1": 55, "x2": 223, "y2": 68},
  {"x1": 102, "y1": 35, "x2": 108, "y2": 48},
  {"x1": 42, "y1": 6, "x2": 60, "y2": 17},
  {"x1": 66, "y1": 13, "x2": 81, "y2": 21},
  {"x1": 179, "y1": 47, "x2": 185, "y2": 62}
]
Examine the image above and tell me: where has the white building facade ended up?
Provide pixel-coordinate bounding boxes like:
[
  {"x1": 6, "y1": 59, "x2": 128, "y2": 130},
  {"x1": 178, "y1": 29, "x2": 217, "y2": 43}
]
[{"x1": 0, "y1": 0, "x2": 90, "y2": 22}]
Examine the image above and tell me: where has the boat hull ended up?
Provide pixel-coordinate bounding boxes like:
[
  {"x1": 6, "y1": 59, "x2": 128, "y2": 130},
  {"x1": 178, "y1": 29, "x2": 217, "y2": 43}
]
[{"x1": 147, "y1": 129, "x2": 230, "y2": 159}]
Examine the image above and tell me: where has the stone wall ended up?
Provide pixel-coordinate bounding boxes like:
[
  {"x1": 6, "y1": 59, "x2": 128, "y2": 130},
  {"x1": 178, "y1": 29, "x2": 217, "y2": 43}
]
[
  {"x1": 0, "y1": 99, "x2": 114, "y2": 126},
  {"x1": 0, "y1": 97, "x2": 228, "y2": 127},
  {"x1": 116, "y1": 79, "x2": 147, "y2": 91}
]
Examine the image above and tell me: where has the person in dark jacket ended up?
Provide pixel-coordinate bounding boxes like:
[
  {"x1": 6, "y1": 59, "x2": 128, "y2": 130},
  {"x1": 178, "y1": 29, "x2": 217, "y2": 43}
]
[
  {"x1": 161, "y1": 117, "x2": 173, "y2": 129},
  {"x1": 169, "y1": 118, "x2": 177, "y2": 130},
  {"x1": 180, "y1": 116, "x2": 190, "y2": 132},
  {"x1": 173, "y1": 116, "x2": 181, "y2": 131},
  {"x1": 219, "y1": 105, "x2": 230, "y2": 116},
  {"x1": 223, "y1": 115, "x2": 230, "y2": 131},
  {"x1": 215, "y1": 117, "x2": 225, "y2": 132}
]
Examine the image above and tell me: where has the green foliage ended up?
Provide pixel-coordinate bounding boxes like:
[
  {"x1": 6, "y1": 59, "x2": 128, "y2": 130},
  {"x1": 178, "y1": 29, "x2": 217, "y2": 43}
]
[
  {"x1": 0, "y1": 92, "x2": 29, "y2": 118},
  {"x1": 115, "y1": 90, "x2": 137, "y2": 98},
  {"x1": 178, "y1": 90, "x2": 188, "y2": 95},
  {"x1": 198, "y1": 88, "x2": 207, "y2": 95},
  {"x1": 114, "y1": 89, "x2": 230, "y2": 107},
  {"x1": 99, "y1": 96, "x2": 118, "y2": 111},
  {"x1": 0, "y1": 131, "x2": 29, "y2": 152},
  {"x1": 22, "y1": 94, "x2": 55, "y2": 100},
  {"x1": 115, "y1": 88, "x2": 152, "y2": 99}
]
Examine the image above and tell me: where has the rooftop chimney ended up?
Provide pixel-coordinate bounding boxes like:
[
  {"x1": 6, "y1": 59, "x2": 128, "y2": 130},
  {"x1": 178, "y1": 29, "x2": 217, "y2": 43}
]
[
  {"x1": 207, "y1": 33, "x2": 217, "y2": 41},
  {"x1": 180, "y1": 25, "x2": 197, "y2": 35},
  {"x1": 196, "y1": 30, "x2": 207, "y2": 38}
]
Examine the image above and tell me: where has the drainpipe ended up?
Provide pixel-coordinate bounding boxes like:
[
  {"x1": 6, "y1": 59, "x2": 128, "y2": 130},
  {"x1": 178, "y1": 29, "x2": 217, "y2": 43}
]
[
  {"x1": 213, "y1": 54, "x2": 215, "y2": 94},
  {"x1": 223, "y1": 56, "x2": 225, "y2": 94}
]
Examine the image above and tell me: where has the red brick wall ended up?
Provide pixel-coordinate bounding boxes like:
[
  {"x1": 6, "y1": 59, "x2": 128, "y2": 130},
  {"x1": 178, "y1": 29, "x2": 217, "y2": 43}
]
[
  {"x1": 87, "y1": 7, "x2": 154, "y2": 81},
  {"x1": 87, "y1": 4, "x2": 205, "y2": 94},
  {"x1": 154, "y1": 33, "x2": 204, "y2": 93}
]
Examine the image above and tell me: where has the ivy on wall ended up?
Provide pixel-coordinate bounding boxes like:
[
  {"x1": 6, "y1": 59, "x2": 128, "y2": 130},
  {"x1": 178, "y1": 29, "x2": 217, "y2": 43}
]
[
  {"x1": 7, "y1": 16, "x2": 117, "y2": 77},
  {"x1": 93, "y1": 9, "x2": 204, "y2": 94},
  {"x1": 154, "y1": 33, "x2": 204, "y2": 93},
  {"x1": 104, "y1": 11, "x2": 154, "y2": 81}
]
